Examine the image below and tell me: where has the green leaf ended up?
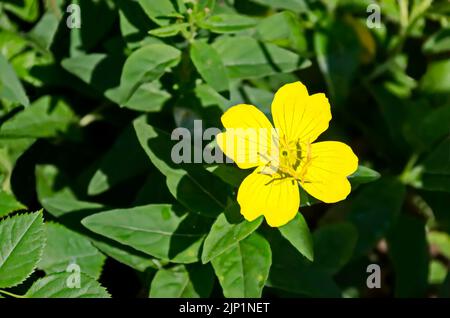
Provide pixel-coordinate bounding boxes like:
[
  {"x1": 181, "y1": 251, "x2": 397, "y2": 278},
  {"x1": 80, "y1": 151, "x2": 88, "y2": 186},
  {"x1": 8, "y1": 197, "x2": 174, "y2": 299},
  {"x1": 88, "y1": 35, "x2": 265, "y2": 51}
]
[
  {"x1": 428, "y1": 260, "x2": 447, "y2": 285},
  {"x1": 299, "y1": 187, "x2": 320, "y2": 207},
  {"x1": 25, "y1": 272, "x2": 110, "y2": 298},
  {"x1": 82, "y1": 204, "x2": 211, "y2": 263},
  {"x1": 416, "y1": 105, "x2": 450, "y2": 148},
  {"x1": 194, "y1": 83, "x2": 230, "y2": 110},
  {"x1": 118, "y1": 0, "x2": 154, "y2": 49},
  {"x1": 190, "y1": 41, "x2": 230, "y2": 93},
  {"x1": 150, "y1": 264, "x2": 214, "y2": 298},
  {"x1": 149, "y1": 23, "x2": 189, "y2": 37},
  {"x1": 313, "y1": 223, "x2": 358, "y2": 274},
  {"x1": 428, "y1": 232, "x2": 450, "y2": 260},
  {"x1": 251, "y1": 0, "x2": 308, "y2": 12},
  {"x1": 0, "y1": 53, "x2": 29, "y2": 106},
  {"x1": 0, "y1": 190, "x2": 26, "y2": 218},
  {"x1": 348, "y1": 165, "x2": 381, "y2": 185},
  {"x1": 28, "y1": 12, "x2": 59, "y2": 50},
  {"x1": 38, "y1": 223, "x2": 106, "y2": 279},
  {"x1": 420, "y1": 59, "x2": 450, "y2": 94},
  {"x1": 118, "y1": 43, "x2": 181, "y2": 104},
  {"x1": 440, "y1": 272, "x2": 450, "y2": 298},
  {"x1": 256, "y1": 11, "x2": 307, "y2": 53},
  {"x1": 133, "y1": 115, "x2": 229, "y2": 217},
  {"x1": 347, "y1": 177, "x2": 406, "y2": 257},
  {"x1": 387, "y1": 214, "x2": 429, "y2": 298},
  {"x1": 61, "y1": 53, "x2": 123, "y2": 103},
  {"x1": 0, "y1": 96, "x2": 77, "y2": 139},
  {"x1": 266, "y1": 232, "x2": 341, "y2": 297},
  {"x1": 197, "y1": 0, "x2": 216, "y2": 11},
  {"x1": 366, "y1": 82, "x2": 411, "y2": 157},
  {"x1": 421, "y1": 190, "x2": 450, "y2": 233},
  {"x1": 279, "y1": 213, "x2": 314, "y2": 262},
  {"x1": 0, "y1": 30, "x2": 28, "y2": 60},
  {"x1": 212, "y1": 233, "x2": 271, "y2": 298},
  {"x1": 201, "y1": 14, "x2": 257, "y2": 34},
  {"x1": 35, "y1": 165, "x2": 104, "y2": 218},
  {"x1": 3, "y1": 0, "x2": 39, "y2": 23},
  {"x1": 91, "y1": 239, "x2": 159, "y2": 272},
  {"x1": 88, "y1": 125, "x2": 150, "y2": 196},
  {"x1": 419, "y1": 139, "x2": 450, "y2": 192},
  {"x1": 206, "y1": 164, "x2": 248, "y2": 187},
  {"x1": 314, "y1": 20, "x2": 361, "y2": 105},
  {"x1": 68, "y1": 0, "x2": 116, "y2": 55},
  {"x1": 212, "y1": 36, "x2": 311, "y2": 79},
  {"x1": 423, "y1": 28, "x2": 450, "y2": 55},
  {"x1": 123, "y1": 81, "x2": 171, "y2": 112},
  {"x1": 0, "y1": 212, "x2": 45, "y2": 288},
  {"x1": 202, "y1": 204, "x2": 263, "y2": 264},
  {"x1": 138, "y1": 0, "x2": 177, "y2": 26},
  {"x1": 242, "y1": 85, "x2": 273, "y2": 115}
]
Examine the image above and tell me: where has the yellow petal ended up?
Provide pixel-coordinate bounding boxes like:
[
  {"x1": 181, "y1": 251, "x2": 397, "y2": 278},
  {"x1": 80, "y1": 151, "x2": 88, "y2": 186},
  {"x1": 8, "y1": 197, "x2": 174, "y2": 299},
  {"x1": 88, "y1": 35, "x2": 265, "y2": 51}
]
[
  {"x1": 271, "y1": 81, "x2": 331, "y2": 144},
  {"x1": 300, "y1": 141, "x2": 358, "y2": 203},
  {"x1": 216, "y1": 104, "x2": 277, "y2": 169},
  {"x1": 237, "y1": 168, "x2": 300, "y2": 227}
]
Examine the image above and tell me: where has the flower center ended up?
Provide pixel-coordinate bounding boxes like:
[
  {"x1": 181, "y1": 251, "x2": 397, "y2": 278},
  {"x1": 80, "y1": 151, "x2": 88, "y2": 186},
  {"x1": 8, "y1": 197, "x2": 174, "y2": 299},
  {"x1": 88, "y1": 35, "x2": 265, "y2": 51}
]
[{"x1": 260, "y1": 134, "x2": 313, "y2": 184}]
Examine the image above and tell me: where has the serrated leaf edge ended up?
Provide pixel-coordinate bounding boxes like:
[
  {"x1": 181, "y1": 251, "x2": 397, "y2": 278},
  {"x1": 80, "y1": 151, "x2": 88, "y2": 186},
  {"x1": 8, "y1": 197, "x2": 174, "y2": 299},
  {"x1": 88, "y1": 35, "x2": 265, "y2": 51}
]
[{"x1": 0, "y1": 210, "x2": 46, "y2": 289}]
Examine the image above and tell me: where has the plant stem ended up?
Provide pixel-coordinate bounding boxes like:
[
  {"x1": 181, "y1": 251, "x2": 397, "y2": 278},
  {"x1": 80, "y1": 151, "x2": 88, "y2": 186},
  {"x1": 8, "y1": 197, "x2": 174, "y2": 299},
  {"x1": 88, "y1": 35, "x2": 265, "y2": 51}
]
[
  {"x1": 399, "y1": 0, "x2": 409, "y2": 30},
  {"x1": 399, "y1": 153, "x2": 419, "y2": 183},
  {"x1": 0, "y1": 289, "x2": 27, "y2": 298},
  {"x1": 47, "y1": 0, "x2": 63, "y2": 20}
]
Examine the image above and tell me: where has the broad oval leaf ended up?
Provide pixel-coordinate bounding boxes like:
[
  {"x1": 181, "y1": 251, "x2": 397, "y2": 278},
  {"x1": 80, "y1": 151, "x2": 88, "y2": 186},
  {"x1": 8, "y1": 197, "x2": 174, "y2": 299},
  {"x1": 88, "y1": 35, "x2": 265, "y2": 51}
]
[
  {"x1": 190, "y1": 41, "x2": 230, "y2": 94},
  {"x1": 38, "y1": 223, "x2": 106, "y2": 279},
  {"x1": 423, "y1": 28, "x2": 450, "y2": 55},
  {"x1": 211, "y1": 232, "x2": 271, "y2": 298},
  {"x1": 256, "y1": 11, "x2": 307, "y2": 53},
  {"x1": 213, "y1": 36, "x2": 311, "y2": 79},
  {"x1": 149, "y1": 23, "x2": 189, "y2": 37},
  {"x1": 420, "y1": 59, "x2": 450, "y2": 94},
  {"x1": 419, "y1": 139, "x2": 450, "y2": 192},
  {"x1": 348, "y1": 165, "x2": 381, "y2": 185},
  {"x1": 0, "y1": 212, "x2": 45, "y2": 288},
  {"x1": 133, "y1": 115, "x2": 229, "y2": 218},
  {"x1": 0, "y1": 53, "x2": 29, "y2": 106},
  {"x1": 251, "y1": 0, "x2": 308, "y2": 12},
  {"x1": 0, "y1": 190, "x2": 26, "y2": 218},
  {"x1": 25, "y1": 272, "x2": 110, "y2": 298},
  {"x1": 387, "y1": 214, "x2": 429, "y2": 298},
  {"x1": 35, "y1": 164, "x2": 104, "y2": 218},
  {"x1": 201, "y1": 14, "x2": 257, "y2": 34},
  {"x1": 347, "y1": 177, "x2": 406, "y2": 257},
  {"x1": 91, "y1": 239, "x2": 160, "y2": 273},
  {"x1": 279, "y1": 213, "x2": 314, "y2": 262},
  {"x1": 87, "y1": 125, "x2": 149, "y2": 196},
  {"x1": 118, "y1": 43, "x2": 181, "y2": 104},
  {"x1": 150, "y1": 264, "x2": 214, "y2": 298},
  {"x1": 61, "y1": 53, "x2": 123, "y2": 104},
  {"x1": 124, "y1": 81, "x2": 171, "y2": 112},
  {"x1": 0, "y1": 96, "x2": 77, "y2": 139},
  {"x1": 267, "y1": 232, "x2": 341, "y2": 297},
  {"x1": 202, "y1": 204, "x2": 263, "y2": 264},
  {"x1": 313, "y1": 222, "x2": 358, "y2": 274},
  {"x1": 138, "y1": 0, "x2": 177, "y2": 26},
  {"x1": 82, "y1": 204, "x2": 211, "y2": 263}
]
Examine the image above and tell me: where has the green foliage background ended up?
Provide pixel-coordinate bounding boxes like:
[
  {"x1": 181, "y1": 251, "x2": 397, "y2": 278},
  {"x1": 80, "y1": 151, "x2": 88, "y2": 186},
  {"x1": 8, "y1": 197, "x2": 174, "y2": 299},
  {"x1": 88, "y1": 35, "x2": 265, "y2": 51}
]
[{"x1": 0, "y1": 0, "x2": 449, "y2": 298}]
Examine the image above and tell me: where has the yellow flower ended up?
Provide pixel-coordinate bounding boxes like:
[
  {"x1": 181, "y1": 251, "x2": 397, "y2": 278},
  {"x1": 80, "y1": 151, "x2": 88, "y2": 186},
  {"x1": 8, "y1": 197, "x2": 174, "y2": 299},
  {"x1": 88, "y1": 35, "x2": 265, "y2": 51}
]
[{"x1": 216, "y1": 82, "x2": 358, "y2": 227}]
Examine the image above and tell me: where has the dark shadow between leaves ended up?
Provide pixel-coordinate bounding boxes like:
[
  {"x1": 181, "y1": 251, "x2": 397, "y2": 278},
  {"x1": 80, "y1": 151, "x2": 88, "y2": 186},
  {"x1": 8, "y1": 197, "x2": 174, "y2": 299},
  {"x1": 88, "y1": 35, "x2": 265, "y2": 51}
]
[
  {"x1": 167, "y1": 211, "x2": 212, "y2": 261},
  {"x1": 117, "y1": 0, "x2": 155, "y2": 44},
  {"x1": 186, "y1": 262, "x2": 215, "y2": 297},
  {"x1": 144, "y1": 117, "x2": 230, "y2": 218},
  {"x1": 223, "y1": 202, "x2": 245, "y2": 224}
]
